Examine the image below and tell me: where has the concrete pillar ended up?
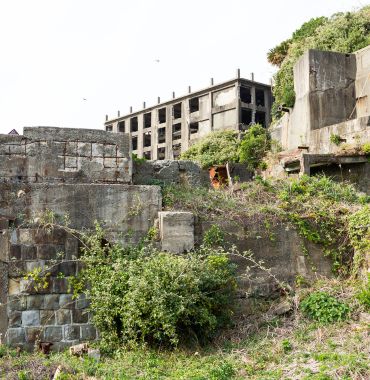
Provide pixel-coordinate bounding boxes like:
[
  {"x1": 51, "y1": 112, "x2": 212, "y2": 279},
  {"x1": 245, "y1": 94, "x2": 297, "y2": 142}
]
[
  {"x1": 159, "y1": 211, "x2": 194, "y2": 253},
  {"x1": 251, "y1": 86, "x2": 256, "y2": 123},
  {"x1": 0, "y1": 261, "x2": 9, "y2": 340},
  {"x1": 236, "y1": 68, "x2": 240, "y2": 79},
  {"x1": 210, "y1": 78, "x2": 214, "y2": 86}
]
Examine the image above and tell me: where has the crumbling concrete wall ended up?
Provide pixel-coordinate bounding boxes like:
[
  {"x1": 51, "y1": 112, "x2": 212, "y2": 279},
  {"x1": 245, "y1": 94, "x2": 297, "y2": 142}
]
[
  {"x1": 0, "y1": 127, "x2": 131, "y2": 183},
  {"x1": 0, "y1": 127, "x2": 162, "y2": 350},
  {"x1": 355, "y1": 45, "x2": 370, "y2": 118},
  {"x1": 197, "y1": 220, "x2": 333, "y2": 296},
  {"x1": 133, "y1": 160, "x2": 209, "y2": 187},
  {"x1": 271, "y1": 48, "x2": 369, "y2": 152}
]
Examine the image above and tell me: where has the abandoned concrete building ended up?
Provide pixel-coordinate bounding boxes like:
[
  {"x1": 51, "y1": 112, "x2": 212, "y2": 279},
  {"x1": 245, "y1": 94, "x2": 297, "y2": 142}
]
[
  {"x1": 104, "y1": 75, "x2": 273, "y2": 160},
  {"x1": 270, "y1": 45, "x2": 370, "y2": 192}
]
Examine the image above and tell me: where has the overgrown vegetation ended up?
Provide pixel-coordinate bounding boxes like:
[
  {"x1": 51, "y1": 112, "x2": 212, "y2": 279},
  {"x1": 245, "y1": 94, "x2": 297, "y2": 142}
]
[
  {"x1": 300, "y1": 291, "x2": 350, "y2": 323},
  {"x1": 163, "y1": 175, "x2": 369, "y2": 275},
  {"x1": 180, "y1": 125, "x2": 270, "y2": 170},
  {"x1": 1, "y1": 278, "x2": 369, "y2": 379},
  {"x1": 269, "y1": 6, "x2": 370, "y2": 118},
  {"x1": 59, "y1": 225, "x2": 237, "y2": 352}
]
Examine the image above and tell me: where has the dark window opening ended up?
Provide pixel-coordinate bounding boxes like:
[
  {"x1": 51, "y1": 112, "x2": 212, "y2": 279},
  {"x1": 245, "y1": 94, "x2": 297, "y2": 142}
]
[
  {"x1": 241, "y1": 108, "x2": 252, "y2": 128},
  {"x1": 157, "y1": 147, "x2": 165, "y2": 160},
  {"x1": 189, "y1": 97, "x2": 199, "y2": 113},
  {"x1": 144, "y1": 131, "x2": 151, "y2": 147},
  {"x1": 190, "y1": 122, "x2": 199, "y2": 134},
  {"x1": 132, "y1": 136, "x2": 138, "y2": 150},
  {"x1": 255, "y1": 111, "x2": 266, "y2": 127},
  {"x1": 173, "y1": 103, "x2": 182, "y2": 119},
  {"x1": 143, "y1": 151, "x2": 151, "y2": 160},
  {"x1": 130, "y1": 117, "x2": 138, "y2": 132},
  {"x1": 172, "y1": 123, "x2": 181, "y2": 140},
  {"x1": 240, "y1": 87, "x2": 251, "y2": 104},
  {"x1": 173, "y1": 143, "x2": 181, "y2": 159},
  {"x1": 158, "y1": 127, "x2": 166, "y2": 144},
  {"x1": 106, "y1": 125, "x2": 113, "y2": 132},
  {"x1": 256, "y1": 89, "x2": 265, "y2": 107},
  {"x1": 144, "y1": 112, "x2": 151, "y2": 129},
  {"x1": 158, "y1": 108, "x2": 166, "y2": 124},
  {"x1": 118, "y1": 121, "x2": 125, "y2": 133}
]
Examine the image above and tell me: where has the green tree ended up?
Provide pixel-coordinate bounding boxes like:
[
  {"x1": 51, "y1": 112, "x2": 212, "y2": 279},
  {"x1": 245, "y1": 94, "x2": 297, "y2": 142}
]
[
  {"x1": 239, "y1": 124, "x2": 270, "y2": 170},
  {"x1": 270, "y1": 7, "x2": 370, "y2": 118},
  {"x1": 180, "y1": 130, "x2": 240, "y2": 168}
]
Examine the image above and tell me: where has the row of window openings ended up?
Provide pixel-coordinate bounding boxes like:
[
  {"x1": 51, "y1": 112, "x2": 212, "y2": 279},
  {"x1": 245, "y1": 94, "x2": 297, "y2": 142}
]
[
  {"x1": 109, "y1": 99, "x2": 197, "y2": 133},
  {"x1": 133, "y1": 145, "x2": 181, "y2": 161},
  {"x1": 131, "y1": 123, "x2": 199, "y2": 150},
  {"x1": 106, "y1": 90, "x2": 265, "y2": 133},
  {"x1": 107, "y1": 110, "x2": 265, "y2": 136}
]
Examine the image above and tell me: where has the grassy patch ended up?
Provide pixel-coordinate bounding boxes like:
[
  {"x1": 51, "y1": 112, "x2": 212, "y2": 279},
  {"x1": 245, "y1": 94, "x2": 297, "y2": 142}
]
[{"x1": 1, "y1": 280, "x2": 369, "y2": 379}]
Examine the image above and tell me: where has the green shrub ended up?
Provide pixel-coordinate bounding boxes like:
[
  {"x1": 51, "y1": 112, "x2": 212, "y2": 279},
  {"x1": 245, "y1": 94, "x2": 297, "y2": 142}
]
[
  {"x1": 180, "y1": 130, "x2": 240, "y2": 168},
  {"x1": 180, "y1": 126, "x2": 269, "y2": 170},
  {"x1": 239, "y1": 124, "x2": 270, "y2": 170},
  {"x1": 74, "y1": 226, "x2": 237, "y2": 351},
  {"x1": 203, "y1": 225, "x2": 225, "y2": 247},
  {"x1": 300, "y1": 291, "x2": 350, "y2": 323}
]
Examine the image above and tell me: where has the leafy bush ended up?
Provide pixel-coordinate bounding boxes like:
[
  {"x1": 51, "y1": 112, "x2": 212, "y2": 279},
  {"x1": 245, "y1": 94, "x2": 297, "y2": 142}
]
[
  {"x1": 300, "y1": 291, "x2": 350, "y2": 323},
  {"x1": 269, "y1": 7, "x2": 370, "y2": 118},
  {"x1": 180, "y1": 130, "x2": 240, "y2": 168},
  {"x1": 74, "y1": 226, "x2": 237, "y2": 351},
  {"x1": 180, "y1": 125, "x2": 269, "y2": 170},
  {"x1": 239, "y1": 124, "x2": 270, "y2": 170},
  {"x1": 203, "y1": 225, "x2": 225, "y2": 247}
]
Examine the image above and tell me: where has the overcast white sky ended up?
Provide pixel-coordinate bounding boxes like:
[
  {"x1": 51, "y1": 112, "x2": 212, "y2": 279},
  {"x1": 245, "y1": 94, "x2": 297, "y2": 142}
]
[{"x1": 0, "y1": 0, "x2": 367, "y2": 134}]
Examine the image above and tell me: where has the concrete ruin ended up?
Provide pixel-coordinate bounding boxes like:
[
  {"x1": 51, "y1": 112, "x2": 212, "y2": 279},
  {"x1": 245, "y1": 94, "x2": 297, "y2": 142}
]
[
  {"x1": 270, "y1": 46, "x2": 370, "y2": 192},
  {"x1": 0, "y1": 126, "x2": 335, "y2": 350},
  {"x1": 0, "y1": 127, "x2": 161, "y2": 350},
  {"x1": 104, "y1": 76, "x2": 272, "y2": 160}
]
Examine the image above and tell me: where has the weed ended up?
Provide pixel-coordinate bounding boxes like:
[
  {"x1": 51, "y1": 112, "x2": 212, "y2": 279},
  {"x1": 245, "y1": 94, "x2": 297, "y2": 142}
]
[
  {"x1": 300, "y1": 291, "x2": 350, "y2": 323},
  {"x1": 330, "y1": 134, "x2": 342, "y2": 146}
]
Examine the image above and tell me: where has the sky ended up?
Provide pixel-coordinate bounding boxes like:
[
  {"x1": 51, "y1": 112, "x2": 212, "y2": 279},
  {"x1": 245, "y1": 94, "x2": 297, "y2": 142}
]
[{"x1": 0, "y1": 0, "x2": 367, "y2": 134}]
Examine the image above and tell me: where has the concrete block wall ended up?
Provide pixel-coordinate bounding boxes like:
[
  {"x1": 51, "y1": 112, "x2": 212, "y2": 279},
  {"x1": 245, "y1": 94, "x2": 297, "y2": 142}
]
[
  {"x1": 0, "y1": 127, "x2": 131, "y2": 183},
  {"x1": 0, "y1": 127, "x2": 164, "y2": 350},
  {"x1": 1, "y1": 227, "x2": 97, "y2": 351},
  {"x1": 132, "y1": 160, "x2": 209, "y2": 187}
]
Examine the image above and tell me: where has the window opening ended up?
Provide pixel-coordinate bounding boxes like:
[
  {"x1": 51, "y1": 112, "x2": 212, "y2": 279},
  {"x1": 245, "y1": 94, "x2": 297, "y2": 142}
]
[
  {"x1": 173, "y1": 103, "x2": 182, "y2": 119},
  {"x1": 189, "y1": 97, "x2": 199, "y2": 113},
  {"x1": 158, "y1": 127, "x2": 166, "y2": 144},
  {"x1": 158, "y1": 108, "x2": 166, "y2": 124},
  {"x1": 130, "y1": 117, "x2": 138, "y2": 132},
  {"x1": 172, "y1": 123, "x2": 181, "y2": 140},
  {"x1": 256, "y1": 89, "x2": 265, "y2": 107}
]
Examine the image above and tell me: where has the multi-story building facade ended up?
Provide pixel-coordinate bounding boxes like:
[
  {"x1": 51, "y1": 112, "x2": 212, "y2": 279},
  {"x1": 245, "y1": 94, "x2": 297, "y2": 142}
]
[{"x1": 104, "y1": 76, "x2": 272, "y2": 160}]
